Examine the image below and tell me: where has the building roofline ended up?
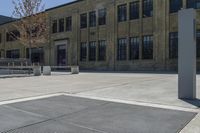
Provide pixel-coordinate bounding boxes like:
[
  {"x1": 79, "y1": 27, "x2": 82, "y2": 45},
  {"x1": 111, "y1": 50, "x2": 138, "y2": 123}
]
[
  {"x1": 45, "y1": 0, "x2": 84, "y2": 11},
  {"x1": 0, "y1": 0, "x2": 83, "y2": 26}
]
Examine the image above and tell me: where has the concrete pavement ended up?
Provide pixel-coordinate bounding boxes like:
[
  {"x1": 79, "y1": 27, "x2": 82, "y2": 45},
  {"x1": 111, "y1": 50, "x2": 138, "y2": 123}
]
[
  {"x1": 0, "y1": 72, "x2": 199, "y2": 132},
  {"x1": 0, "y1": 95, "x2": 197, "y2": 133}
]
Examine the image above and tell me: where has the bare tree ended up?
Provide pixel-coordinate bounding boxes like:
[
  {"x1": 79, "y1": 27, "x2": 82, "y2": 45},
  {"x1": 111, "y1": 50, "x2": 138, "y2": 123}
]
[{"x1": 11, "y1": 0, "x2": 49, "y2": 64}]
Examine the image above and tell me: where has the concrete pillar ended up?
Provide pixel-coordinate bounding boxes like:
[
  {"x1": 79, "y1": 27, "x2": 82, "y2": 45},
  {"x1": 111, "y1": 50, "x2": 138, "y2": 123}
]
[{"x1": 178, "y1": 9, "x2": 196, "y2": 99}]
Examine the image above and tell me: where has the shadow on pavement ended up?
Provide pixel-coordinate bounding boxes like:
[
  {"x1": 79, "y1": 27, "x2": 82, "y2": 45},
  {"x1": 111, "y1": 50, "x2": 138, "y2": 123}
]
[{"x1": 181, "y1": 98, "x2": 200, "y2": 107}]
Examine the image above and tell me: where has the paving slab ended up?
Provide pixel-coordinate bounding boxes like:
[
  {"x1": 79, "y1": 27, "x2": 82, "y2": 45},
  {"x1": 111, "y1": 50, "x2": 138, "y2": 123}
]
[
  {"x1": 60, "y1": 102, "x2": 196, "y2": 133},
  {"x1": 0, "y1": 105, "x2": 46, "y2": 132},
  {"x1": 8, "y1": 95, "x2": 107, "y2": 118},
  {"x1": 0, "y1": 95, "x2": 196, "y2": 133}
]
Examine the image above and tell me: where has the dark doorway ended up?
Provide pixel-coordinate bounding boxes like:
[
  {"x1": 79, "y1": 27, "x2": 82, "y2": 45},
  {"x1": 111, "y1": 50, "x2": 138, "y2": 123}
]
[{"x1": 57, "y1": 45, "x2": 66, "y2": 66}]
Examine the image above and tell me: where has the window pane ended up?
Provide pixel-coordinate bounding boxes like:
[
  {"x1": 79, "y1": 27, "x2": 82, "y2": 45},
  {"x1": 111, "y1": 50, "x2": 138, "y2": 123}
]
[
  {"x1": 80, "y1": 13, "x2": 87, "y2": 29},
  {"x1": 89, "y1": 41, "x2": 96, "y2": 61},
  {"x1": 98, "y1": 40, "x2": 106, "y2": 61},
  {"x1": 66, "y1": 16, "x2": 72, "y2": 31},
  {"x1": 117, "y1": 38, "x2": 127, "y2": 60},
  {"x1": 6, "y1": 49, "x2": 20, "y2": 59},
  {"x1": 142, "y1": 35, "x2": 153, "y2": 59},
  {"x1": 130, "y1": 1, "x2": 139, "y2": 20},
  {"x1": 80, "y1": 42, "x2": 87, "y2": 61},
  {"x1": 143, "y1": 0, "x2": 153, "y2": 17},
  {"x1": 169, "y1": 32, "x2": 178, "y2": 59},
  {"x1": 118, "y1": 4, "x2": 127, "y2": 22},
  {"x1": 98, "y1": 8, "x2": 106, "y2": 25},
  {"x1": 52, "y1": 20, "x2": 57, "y2": 33},
  {"x1": 187, "y1": 0, "x2": 200, "y2": 9},
  {"x1": 197, "y1": 31, "x2": 200, "y2": 57},
  {"x1": 89, "y1": 11, "x2": 96, "y2": 27},
  {"x1": 59, "y1": 18, "x2": 64, "y2": 32},
  {"x1": 130, "y1": 37, "x2": 139, "y2": 60},
  {"x1": 170, "y1": 0, "x2": 182, "y2": 13}
]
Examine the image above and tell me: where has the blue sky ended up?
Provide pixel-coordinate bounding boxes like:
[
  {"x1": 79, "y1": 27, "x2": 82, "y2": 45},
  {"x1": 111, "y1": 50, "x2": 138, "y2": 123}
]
[{"x1": 0, "y1": 0, "x2": 75, "y2": 17}]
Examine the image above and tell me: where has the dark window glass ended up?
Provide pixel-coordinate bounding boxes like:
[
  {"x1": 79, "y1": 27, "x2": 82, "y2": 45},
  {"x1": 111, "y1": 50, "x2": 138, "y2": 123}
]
[
  {"x1": 143, "y1": 0, "x2": 153, "y2": 17},
  {"x1": 26, "y1": 47, "x2": 44, "y2": 64},
  {"x1": 169, "y1": 32, "x2": 178, "y2": 59},
  {"x1": 197, "y1": 31, "x2": 200, "y2": 58},
  {"x1": 118, "y1": 4, "x2": 127, "y2": 22},
  {"x1": 170, "y1": 0, "x2": 182, "y2": 13},
  {"x1": 80, "y1": 42, "x2": 87, "y2": 61},
  {"x1": 130, "y1": 1, "x2": 139, "y2": 20},
  {"x1": 117, "y1": 38, "x2": 127, "y2": 60},
  {"x1": 89, "y1": 41, "x2": 96, "y2": 61},
  {"x1": 130, "y1": 37, "x2": 140, "y2": 60},
  {"x1": 187, "y1": 0, "x2": 200, "y2": 9},
  {"x1": 66, "y1": 16, "x2": 72, "y2": 31},
  {"x1": 0, "y1": 33, "x2": 2, "y2": 43},
  {"x1": 98, "y1": 40, "x2": 106, "y2": 61},
  {"x1": 52, "y1": 20, "x2": 58, "y2": 33},
  {"x1": 6, "y1": 30, "x2": 20, "y2": 42},
  {"x1": 98, "y1": 8, "x2": 106, "y2": 25},
  {"x1": 59, "y1": 18, "x2": 64, "y2": 32},
  {"x1": 89, "y1": 11, "x2": 96, "y2": 27},
  {"x1": 142, "y1": 35, "x2": 153, "y2": 59},
  {"x1": 6, "y1": 49, "x2": 20, "y2": 59},
  {"x1": 80, "y1": 13, "x2": 87, "y2": 29}
]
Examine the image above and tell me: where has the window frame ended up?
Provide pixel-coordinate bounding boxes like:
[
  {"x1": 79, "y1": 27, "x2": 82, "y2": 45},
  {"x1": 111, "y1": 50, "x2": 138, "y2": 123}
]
[
  {"x1": 98, "y1": 40, "x2": 106, "y2": 61},
  {"x1": 118, "y1": 4, "x2": 127, "y2": 22},
  {"x1": 129, "y1": 37, "x2": 140, "y2": 60},
  {"x1": 117, "y1": 38, "x2": 127, "y2": 61},
  {"x1": 66, "y1": 16, "x2": 72, "y2": 31},
  {"x1": 80, "y1": 13, "x2": 87, "y2": 29},
  {"x1": 142, "y1": 35, "x2": 153, "y2": 59},
  {"x1": 143, "y1": 0, "x2": 153, "y2": 18},
  {"x1": 130, "y1": 1, "x2": 140, "y2": 20},
  {"x1": 98, "y1": 8, "x2": 106, "y2": 25}
]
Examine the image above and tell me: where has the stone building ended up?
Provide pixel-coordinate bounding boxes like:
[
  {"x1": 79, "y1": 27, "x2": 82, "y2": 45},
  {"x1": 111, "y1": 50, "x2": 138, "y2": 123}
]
[{"x1": 0, "y1": 0, "x2": 200, "y2": 71}]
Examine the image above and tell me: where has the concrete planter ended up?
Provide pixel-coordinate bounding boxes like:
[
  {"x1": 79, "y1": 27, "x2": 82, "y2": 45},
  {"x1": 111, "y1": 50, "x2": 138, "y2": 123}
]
[
  {"x1": 33, "y1": 66, "x2": 41, "y2": 76},
  {"x1": 43, "y1": 66, "x2": 51, "y2": 75},
  {"x1": 71, "y1": 66, "x2": 79, "y2": 74}
]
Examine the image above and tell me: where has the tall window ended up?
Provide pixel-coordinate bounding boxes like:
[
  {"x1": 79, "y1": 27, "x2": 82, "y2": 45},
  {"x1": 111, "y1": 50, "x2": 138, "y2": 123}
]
[
  {"x1": 143, "y1": 0, "x2": 153, "y2": 17},
  {"x1": 80, "y1": 13, "x2": 87, "y2": 29},
  {"x1": 98, "y1": 8, "x2": 106, "y2": 25},
  {"x1": 59, "y1": 18, "x2": 64, "y2": 32},
  {"x1": 197, "y1": 31, "x2": 200, "y2": 57},
  {"x1": 89, "y1": 41, "x2": 96, "y2": 61},
  {"x1": 130, "y1": 1, "x2": 139, "y2": 20},
  {"x1": 130, "y1": 37, "x2": 139, "y2": 60},
  {"x1": 66, "y1": 16, "x2": 72, "y2": 31},
  {"x1": 80, "y1": 42, "x2": 87, "y2": 61},
  {"x1": 118, "y1": 4, "x2": 127, "y2": 22},
  {"x1": 89, "y1": 11, "x2": 96, "y2": 27},
  {"x1": 98, "y1": 40, "x2": 106, "y2": 61},
  {"x1": 142, "y1": 35, "x2": 153, "y2": 59},
  {"x1": 52, "y1": 20, "x2": 58, "y2": 33},
  {"x1": 0, "y1": 33, "x2": 2, "y2": 43},
  {"x1": 187, "y1": 0, "x2": 200, "y2": 9},
  {"x1": 6, "y1": 49, "x2": 20, "y2": 59},
  {"x1": 117, "y1": 38, "x2": 127, "y2": 60},
  {"x1": 170, "y1": 0, "x2": 182, "y2": 13},
  {"x1": 169, "y1": 32, "x2": 178, "y2": 59}
]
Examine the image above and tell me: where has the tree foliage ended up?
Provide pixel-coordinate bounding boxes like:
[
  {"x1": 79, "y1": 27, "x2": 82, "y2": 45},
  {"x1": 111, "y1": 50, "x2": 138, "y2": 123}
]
[{"x1": 11, "y1": 0, "x2": 49, "y2": 48}]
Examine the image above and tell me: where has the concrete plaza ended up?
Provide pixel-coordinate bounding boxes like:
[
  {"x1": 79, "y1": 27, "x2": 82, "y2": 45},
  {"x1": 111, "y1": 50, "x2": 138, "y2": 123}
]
[{"x1": 0, "y1": 72, "x2": 200, "y2": 132}]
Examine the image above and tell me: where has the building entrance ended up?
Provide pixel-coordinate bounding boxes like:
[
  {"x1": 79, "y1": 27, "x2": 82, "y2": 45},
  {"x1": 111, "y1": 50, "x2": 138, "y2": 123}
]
[{"x1": 57, "y1": 45, "x2": 66, "y2": 66}]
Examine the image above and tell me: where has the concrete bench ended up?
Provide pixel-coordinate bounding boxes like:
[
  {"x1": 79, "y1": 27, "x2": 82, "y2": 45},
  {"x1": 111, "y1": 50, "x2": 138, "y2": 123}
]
[{"x1": 45, "y1": 66, "x2": 79, "y2": 75}]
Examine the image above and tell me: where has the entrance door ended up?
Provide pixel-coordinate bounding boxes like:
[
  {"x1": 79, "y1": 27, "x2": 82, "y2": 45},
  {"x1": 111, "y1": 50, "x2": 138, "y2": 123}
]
[{"x1": 57, "y1": 45, "x2": 66, "y2": 66}]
